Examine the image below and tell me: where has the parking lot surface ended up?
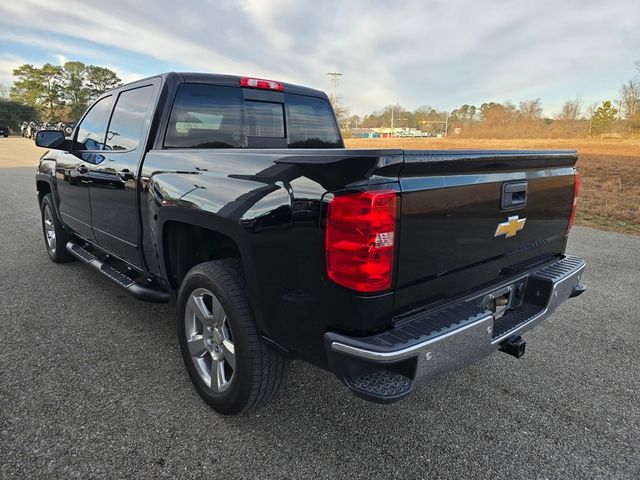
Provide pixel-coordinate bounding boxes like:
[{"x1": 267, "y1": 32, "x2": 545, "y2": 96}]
[{"x1": 1, "y1": 149, "x2": 639, "y2": 478}]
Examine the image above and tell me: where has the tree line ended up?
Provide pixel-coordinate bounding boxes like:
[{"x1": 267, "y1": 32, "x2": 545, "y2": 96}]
[
  {"x1": 338, "y1": 61, "x2": 640, "y2": 138},
  {"x1": 0, "y1": 61, "x2": 121, "y2": 130},
  {"x1": 2, "y1": 58, "x2": 639, "y2": 138}
]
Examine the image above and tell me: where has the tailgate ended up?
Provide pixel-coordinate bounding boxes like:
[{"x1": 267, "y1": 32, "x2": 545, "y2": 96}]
[{"x1": 395, "y1": 150, "x2": 578, "y2": 314}]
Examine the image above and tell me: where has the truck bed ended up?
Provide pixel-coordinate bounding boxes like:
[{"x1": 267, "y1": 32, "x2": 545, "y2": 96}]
[{"x1": 143, "y1": 147, "x2": 577, "y2": 358}]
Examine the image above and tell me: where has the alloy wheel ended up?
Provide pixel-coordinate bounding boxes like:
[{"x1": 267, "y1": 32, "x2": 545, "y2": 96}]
[
  {"x1": 184, "y1": 288, "x2": 236, "y2": 392},
  {"x1": 43, "y1": 204, "x2": 56, "y2": 254}
]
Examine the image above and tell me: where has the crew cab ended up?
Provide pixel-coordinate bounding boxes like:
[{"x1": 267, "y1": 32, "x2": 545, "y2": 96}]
[{"x1": 34, "y1": 72, "x2": 586, "y2": 414}]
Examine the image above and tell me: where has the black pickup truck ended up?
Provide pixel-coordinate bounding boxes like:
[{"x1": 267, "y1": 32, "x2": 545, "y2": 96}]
[{"x1": 34, "y1": 72, "x2": 586, "y2": 414}]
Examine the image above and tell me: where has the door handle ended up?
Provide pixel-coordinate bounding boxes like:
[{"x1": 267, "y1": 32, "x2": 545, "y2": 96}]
[
  {"x1": 117, "y1": 169, "x2": 134, "y2": 180},
  {"x1": 501, "y1": 181, "x2": 528, "y2": 210}
]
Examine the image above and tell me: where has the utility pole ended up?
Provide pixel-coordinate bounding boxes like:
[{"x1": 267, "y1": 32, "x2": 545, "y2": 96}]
[
  {"x1": 391, "y1": 105, "x2": 394, "y2": 137},
  {"x1": 444, "y1": 111, "x2": 449, "y2": 137},
  {"x1": 326, "y1": 72, "x2": 342, "y2": 107}
]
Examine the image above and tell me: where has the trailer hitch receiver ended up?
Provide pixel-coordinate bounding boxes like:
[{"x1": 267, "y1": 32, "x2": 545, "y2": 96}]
[{"x1": 499, "y1": 335, "x2": 526, "y2": 358}]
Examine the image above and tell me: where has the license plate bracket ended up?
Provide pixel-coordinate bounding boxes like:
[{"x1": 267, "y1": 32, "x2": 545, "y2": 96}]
[{"x1": 482, "y1": 279, "x2": 527, "y2": 320}]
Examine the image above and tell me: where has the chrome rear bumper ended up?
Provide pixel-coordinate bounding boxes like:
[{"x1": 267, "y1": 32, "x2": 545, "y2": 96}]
[{"x1": 325, "y1": 255, "x2": 586, "y2": 403}]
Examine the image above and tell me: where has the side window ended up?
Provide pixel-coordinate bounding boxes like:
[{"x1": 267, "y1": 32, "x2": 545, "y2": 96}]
[
  {"x1": 75, "y1": 96, "x2": 113, "y2": 150},
  {"x1": 165, "y1": 84, "x2": 245, "y2": 149},
  {"x1": 105, "y1": 86, "x2": 154, "y2": 151}
]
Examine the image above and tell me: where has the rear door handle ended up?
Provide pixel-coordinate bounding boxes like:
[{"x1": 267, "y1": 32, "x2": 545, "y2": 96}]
[
  {"x1": 117, "y1": 169, "x2": 134, "y2": 180},
  {"x1": 501, "y1": 181, "x2": 528, "y2": 210}
]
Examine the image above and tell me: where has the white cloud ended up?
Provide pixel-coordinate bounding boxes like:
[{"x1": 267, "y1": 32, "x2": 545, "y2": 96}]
[
  {"x1": 102, "y1": 65, "x2": 144, "y2": 85},
  {"x1": 54, "y1": 54, "x2": 68, "y2": 66},
  {"x1": 1, "y1": 0, "x2": 638, "y2": 114},
  {"x1": 0, "y1": 54, "x2": 27, "y2": 88}
]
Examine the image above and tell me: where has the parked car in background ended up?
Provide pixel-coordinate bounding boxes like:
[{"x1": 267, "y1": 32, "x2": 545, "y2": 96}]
[{"x1": 0, "y1": 125, "x2": 9, "y2": 137}]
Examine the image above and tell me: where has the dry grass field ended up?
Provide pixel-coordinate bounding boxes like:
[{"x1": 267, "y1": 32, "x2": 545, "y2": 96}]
[
  {"x1": 347, "y1": 138, "x2": 640, "y2": 235},
  {"x1": 1, "y1": 136, "x2": 638, "y2": 234}
]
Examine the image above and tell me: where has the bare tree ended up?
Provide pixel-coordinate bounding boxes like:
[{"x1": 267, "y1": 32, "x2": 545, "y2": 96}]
[
  {"x1": 0, "y1": 83, "x2": 8, "y2": 98},
  {"x1": 554, "y1": 97, "x2": 582, "y2": 136},
  {"x1": 586, "y1": 102, "x2": 599, "y2": 136},
  {"x1": 519, "y1": 98, "x2": 543, "y2": 120},
  {"x1": 330, "y1": 97, "x2": 351, "y2": 132},
  {"x1": 619, "y1": 78, "x2": 640, "y2": 119},
  {"x1": 556, "y1": 97, "x2": 582, "y2": 121}
]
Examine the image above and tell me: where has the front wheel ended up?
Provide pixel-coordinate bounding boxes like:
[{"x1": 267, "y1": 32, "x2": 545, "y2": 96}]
[
  {"x1": 177, "y1": 259, "x2": 288, "y2": 415},
  {"x1": 40, "y1": 193, "x2": 74, "y2": 263}
]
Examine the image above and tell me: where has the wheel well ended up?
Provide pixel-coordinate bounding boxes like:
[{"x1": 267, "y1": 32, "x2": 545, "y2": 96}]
[
  {"x1": 163, "y1": 221, "x2": 242, "y2": 289},
  {"x1": 37, "y1": 180, "x2": 51, "y2": 204}
]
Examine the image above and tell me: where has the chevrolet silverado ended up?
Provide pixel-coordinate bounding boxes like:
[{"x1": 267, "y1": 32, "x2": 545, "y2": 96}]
[{"x1": 34, "y1": 72, "x2": 586, "y2": 414}]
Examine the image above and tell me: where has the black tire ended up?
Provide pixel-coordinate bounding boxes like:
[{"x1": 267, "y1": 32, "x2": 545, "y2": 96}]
[
  {"x1": 40, "y1": 193, "x2": 74, "y2": 263},
  {"x1": 177, "y1": 259, "x2": 288, "y2": 415}
]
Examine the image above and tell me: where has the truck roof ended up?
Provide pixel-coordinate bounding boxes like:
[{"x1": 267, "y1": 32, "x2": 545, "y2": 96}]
[{"x1": 117, "y1": 72, "x2": 328, "y2": 98}]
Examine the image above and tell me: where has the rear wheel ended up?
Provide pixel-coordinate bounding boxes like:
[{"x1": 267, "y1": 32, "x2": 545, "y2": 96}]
[
  {"x1": 177, "y1": 259, "x2": 288, "y2": 415},
  {"x1": 40, "y1": 193, "x2": 74, "y2": 263}
]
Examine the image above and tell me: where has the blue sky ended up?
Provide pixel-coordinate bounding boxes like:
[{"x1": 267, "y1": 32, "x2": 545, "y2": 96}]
[{"x1": 1, "y1": 0, "x2": 638, "y2": 117}]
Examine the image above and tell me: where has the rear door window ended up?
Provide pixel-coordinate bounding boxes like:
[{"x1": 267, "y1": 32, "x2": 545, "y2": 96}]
[{"x1": 105, "y1": 85, "x2": 154, "y2": 151}]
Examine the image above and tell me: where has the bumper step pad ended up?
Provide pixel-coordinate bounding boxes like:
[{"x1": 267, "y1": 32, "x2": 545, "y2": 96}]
[
  {"x1": 344, "y1": 370, "x2": 413, "y2": 404},
  {"x1": 493, "y1": 255, "x2": 586, "y2": 340}
]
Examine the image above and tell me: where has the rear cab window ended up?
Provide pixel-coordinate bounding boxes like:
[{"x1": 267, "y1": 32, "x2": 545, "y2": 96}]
[
  {"x1": 245, "y1": 101, "x2": 285, "y2": 138},
  {"x1": 164, "y1": 83, "x2": 341, "y2": 149},
  {"x1": 284, "y1": 94, "x2": 342, "y2": 148},
  {"x1": 165, "y1": 85, "x2": 245, "y2": 149}
]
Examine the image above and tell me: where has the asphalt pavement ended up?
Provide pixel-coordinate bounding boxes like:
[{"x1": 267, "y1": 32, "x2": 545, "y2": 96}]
[{"x1": 1, "y1": 166, "x2": 639, "y2": 479}]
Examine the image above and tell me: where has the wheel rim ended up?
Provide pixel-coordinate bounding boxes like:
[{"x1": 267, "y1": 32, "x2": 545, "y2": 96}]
[
  {"x1": 184, "y1": 288, "x2": 235, "y2": 392},
  {"x1": 43, "y1": 204, "x2": 56, "y2": 254}
]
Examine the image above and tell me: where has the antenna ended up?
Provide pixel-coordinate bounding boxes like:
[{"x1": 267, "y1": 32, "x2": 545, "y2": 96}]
[{"x1": 326, "y1": 72, "x2": 343, "y2": 106}]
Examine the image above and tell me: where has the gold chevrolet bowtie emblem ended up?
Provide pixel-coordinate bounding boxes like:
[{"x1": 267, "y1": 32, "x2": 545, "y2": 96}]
[{"x1": 495, "y1": 216, "x2": 526, "y2": 238}]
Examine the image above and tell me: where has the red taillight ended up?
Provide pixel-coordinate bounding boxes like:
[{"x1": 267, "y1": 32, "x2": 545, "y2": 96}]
[
  {"x1": 567, "y1": 172, "x2": 581, "y2": 233},
  {"x1": 326, "y1": 190, "x2": 397, "y2": 292},
  {"x1": 240, "y1": 77, "x2": 283, "y2": 91}
]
